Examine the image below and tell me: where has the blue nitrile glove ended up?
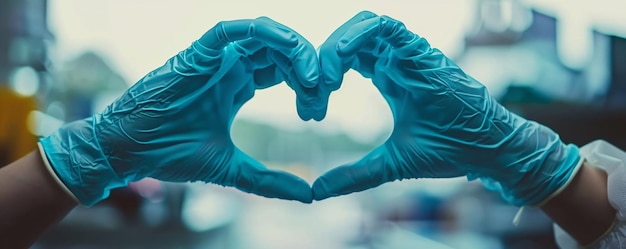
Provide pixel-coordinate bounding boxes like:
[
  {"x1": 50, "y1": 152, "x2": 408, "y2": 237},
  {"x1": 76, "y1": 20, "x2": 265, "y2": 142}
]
[
  {"x1": 40, "y1": 17, "x2": 321, "y2": 206},
  {"x1": 313, "y1": 11, "x2": 582, "y2": 206}
]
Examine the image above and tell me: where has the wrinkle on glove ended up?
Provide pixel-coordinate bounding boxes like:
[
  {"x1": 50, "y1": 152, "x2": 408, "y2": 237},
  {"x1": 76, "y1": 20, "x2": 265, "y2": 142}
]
[
  {"x1": 313, "y1": 11, "x2": 580, "y2": 206},
  {"x1": 41, "y1": 17, "x2": 318, "y2": 206}
]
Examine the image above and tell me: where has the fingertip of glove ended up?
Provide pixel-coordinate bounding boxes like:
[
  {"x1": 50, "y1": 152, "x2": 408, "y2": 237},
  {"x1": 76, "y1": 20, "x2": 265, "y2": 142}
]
[
  {"x1": 283, "y1": 179, "x2": 313, "y2": 204},
  {"x1": 299, "y1": 194, "x2": 314, "y2": 204},
  {"x1": 313, "y1": 195, "x2": 328, "y2": 202},
  {"x1": 261, "y1": 188, "x2": 313, "y2": 204},
  {"x1": 296, "y1": 102, "x2": 328, "y2": 122},
  {"x1": 312, "y1": 191, "x2": 333, "y2": 201},
  {"x1": 297, "y1": 112, "x2": 325, "y2": 122},
  {"x1": 303, "y1": 110, "x2": 327, "y2": 122},
  {"x1": 296, "y1": 110, "x2": 313, "y2": 121},
  {"x1": 311, "y1": 178, "x2": 333, "y2": 201},
  {"x1": 311, "y1": 110, "x2": 327, "y2": 121}
]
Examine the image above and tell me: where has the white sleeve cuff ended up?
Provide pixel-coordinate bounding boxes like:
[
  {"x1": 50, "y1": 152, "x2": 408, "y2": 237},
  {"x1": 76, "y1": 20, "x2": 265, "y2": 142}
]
[
  {"x1": 37, "y1": 142, "x2": 80, "y2": 204},
  {"x1": 554, "y1": 140, "x2": 626, "y2": 249}
]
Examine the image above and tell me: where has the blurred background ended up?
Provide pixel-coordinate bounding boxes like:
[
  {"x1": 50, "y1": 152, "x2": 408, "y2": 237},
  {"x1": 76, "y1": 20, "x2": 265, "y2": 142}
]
[{"x1": 1, "y1": 0, "x2": 625, "y2": 248}]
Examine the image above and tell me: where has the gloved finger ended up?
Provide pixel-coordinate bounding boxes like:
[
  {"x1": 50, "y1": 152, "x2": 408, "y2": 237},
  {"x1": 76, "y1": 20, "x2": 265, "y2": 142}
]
[
  {"x1": 253, "y1": 17, "x2": 320, "y2": 89},
  {"x1": 296, "y1": 87, "x2": 327, "y2": 121},
  {"x1": 230, "y1": 40, "x2": 286, "y2": 90},
  {"x1": 230, "y1": 149, "x2": 313, "y2": 203},
  {"x1": 232, "y1": 39, "x2": 268, "y2": 62},
  {"x1": 319, "y1": 10, "x2": 378, "y2": 91},
  {"x1": 312, "y1": 147, "x2": 393, "y2": 201},
  {"x1": 232, "y1": 41, "x2": 284, "y2": 89},
  {"x1": 198, "y1": 18, "x2": 298, "y2": 53},
  {"x1": 241, "y1": 45, "x2": 290, "y2": 89},
  {"x1": 191, "y1": 17, "x2": 307, "y2": 84},
  {"x1": 258, "y1": 19, "x2": 325, "y2": 121},
  {"x1": 262, "y1": 48, "x2": 327, "y2": 121},
  {"x1": 239, "y1": 45, "x2": 326, "y2": 121},
  {"x1": 232, "y1": 27, "x2": 325, "y2": 121},
  {"x1": 336, "y1": 16, "x2": 421, "y2": 59},
  {"x1": 187, "y1": 18, "x2": 299, "y2": 79}
]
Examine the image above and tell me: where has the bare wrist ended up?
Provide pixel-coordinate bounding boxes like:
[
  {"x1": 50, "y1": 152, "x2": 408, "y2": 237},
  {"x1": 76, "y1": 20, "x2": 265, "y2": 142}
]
[{"x1": 541, "y1": 162, "x2": 616, "y2": 245}]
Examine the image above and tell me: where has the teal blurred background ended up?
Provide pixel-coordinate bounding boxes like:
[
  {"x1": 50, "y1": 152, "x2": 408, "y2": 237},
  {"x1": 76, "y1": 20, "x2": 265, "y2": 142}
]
[{"x1": 2, "y1": 0, "x2": 626, "y2": 248}]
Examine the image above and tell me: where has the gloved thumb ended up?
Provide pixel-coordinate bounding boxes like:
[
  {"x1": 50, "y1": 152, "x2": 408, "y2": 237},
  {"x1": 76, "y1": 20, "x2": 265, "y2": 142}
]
[
  {"x1": 229, "y1": 149, "x2": 313, "y2": 203},
  {"x1": 312, "y1": 146, "x2": 393, "y2": 201}
]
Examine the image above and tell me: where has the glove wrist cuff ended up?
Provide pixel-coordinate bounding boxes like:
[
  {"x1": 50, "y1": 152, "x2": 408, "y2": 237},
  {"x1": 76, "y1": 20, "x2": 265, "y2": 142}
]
[
  {"x1": 510, "y1": 155, "x2": 584, "y2": 225},
  {"x1": 37, "y1": 142, "x2": 79, "y2": 204},
  {"x1": 532, "y1": 156, "x2": 585, "y2": 207},
  {"x1": 486, "y1": 142, "x2": 582, "y2": 206},
  {"x1": 40, "y1": 119, "x2": 128, "y2": 207}
]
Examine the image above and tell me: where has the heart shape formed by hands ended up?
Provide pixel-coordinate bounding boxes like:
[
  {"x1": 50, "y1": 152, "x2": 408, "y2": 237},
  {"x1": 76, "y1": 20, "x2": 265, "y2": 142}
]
[
  {"x1": 209, "y1": 10, "x2": 575, "y2": 208},
  {"x1": 120, "y1": 9, "x2": 574, "y2": 208},
  {"x1": 211, "y1": 10, "x2": 507, "y2": 203},
  {"x1": 42, "y1": 10, "x2": 579, "y2": 208}
]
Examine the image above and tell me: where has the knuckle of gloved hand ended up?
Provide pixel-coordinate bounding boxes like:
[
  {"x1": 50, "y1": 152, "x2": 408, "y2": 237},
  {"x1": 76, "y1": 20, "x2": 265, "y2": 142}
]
[
  {"x1": 213, "y1": 21, "x2": 233, "y2": 45},
  {"x1": 254, "y1": 16, "x2": 272, "y2": 24},
  {"x1": 357, "y1": 10, "x2": 377, "y2": 19},
  {"x1": 379, "y1": 16, "x2": 403, "y2": 37},
  {"x1": 235, "y1": 175, "x2": 255, "y2": 193}
]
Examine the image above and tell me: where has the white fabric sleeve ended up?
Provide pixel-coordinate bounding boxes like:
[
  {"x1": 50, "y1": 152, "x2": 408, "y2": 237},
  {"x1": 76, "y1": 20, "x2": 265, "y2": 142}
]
[{"x1": 554, "y1": 140, "x2": 626, "y2": 249}]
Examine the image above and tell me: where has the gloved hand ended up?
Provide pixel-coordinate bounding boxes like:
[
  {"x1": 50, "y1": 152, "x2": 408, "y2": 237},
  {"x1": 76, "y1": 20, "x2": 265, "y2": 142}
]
[
  {"x1": 40, "y1": 17, "x2": 321, "y2": 206},
  {"x1": 313, "y1": 11, "x2": 582, "y2": 206}
]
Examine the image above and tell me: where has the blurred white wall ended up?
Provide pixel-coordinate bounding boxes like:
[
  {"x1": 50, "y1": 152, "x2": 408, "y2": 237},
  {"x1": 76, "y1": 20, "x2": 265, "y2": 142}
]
[
  {"x1": 47, "y1": 0, "x2": 474, "y2": 143},
  {"x1": 49, "y1": 0, "x2": 626, "y2": 142}
]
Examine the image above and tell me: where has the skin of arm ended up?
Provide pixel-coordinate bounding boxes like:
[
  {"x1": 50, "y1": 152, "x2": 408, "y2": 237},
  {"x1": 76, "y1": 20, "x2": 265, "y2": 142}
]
[
  {"x1": 0, "y1": 150, "x2": 77, "y2": 249},
  {"x1": 541, "y1": 162, "x2": 617, "y2": 246}
]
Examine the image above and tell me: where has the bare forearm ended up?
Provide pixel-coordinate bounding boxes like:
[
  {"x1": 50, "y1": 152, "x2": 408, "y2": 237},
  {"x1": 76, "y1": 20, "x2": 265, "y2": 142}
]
[
  {"x1": 0, "y1": 150, "x2": 77, "y2": 249},
  {"x1": 541, "y1": 162, "x2": 616, "y2": 246}
]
